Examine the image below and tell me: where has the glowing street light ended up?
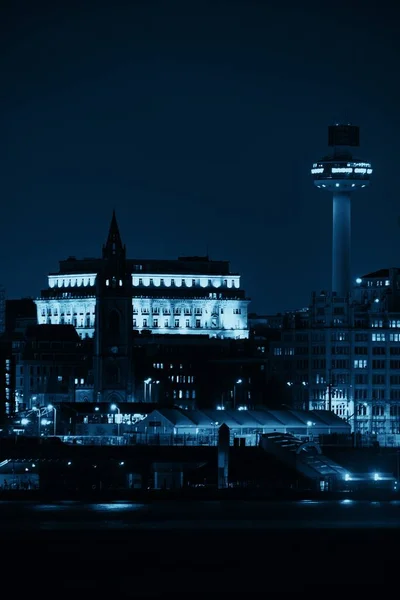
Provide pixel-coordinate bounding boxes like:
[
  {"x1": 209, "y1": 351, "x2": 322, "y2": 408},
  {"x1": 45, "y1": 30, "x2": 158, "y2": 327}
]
[
  {"x1": 110, "y1": 404, "x2": 121, "y2": 438},
  {"x1": 233, "y1": 379, "x2": 243, "y2": 410},
  {"x1": 32, "y1": 406, "x2": 43, "y2": 438},
  {"x1": 47, "y1": 404, "x2": 57, "y2": 436},
  {"x1": 213, "y1": 421, "x2": 219, "y2": 445},
  {"x1": 144, "y1": 378, "x2": 152, "y2": 402}
]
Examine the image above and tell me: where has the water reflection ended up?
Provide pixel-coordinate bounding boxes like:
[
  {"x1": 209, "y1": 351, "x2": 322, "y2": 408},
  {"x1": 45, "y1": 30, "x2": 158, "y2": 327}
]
[
  {"x1": 32, "y1": 501, "x2": 146, "y2": 512},
  {"x1": 90, "y1": 503, "x2": 145, "y2": 512},
  {"x1": 33, "y1": 504, "x2": 70, "y2": 511}
]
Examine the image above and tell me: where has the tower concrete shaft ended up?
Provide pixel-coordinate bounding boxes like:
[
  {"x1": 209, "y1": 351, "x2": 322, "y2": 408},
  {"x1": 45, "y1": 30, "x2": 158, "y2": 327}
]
[
  {"x1": 312, "y1": 125, "x2": 372, "y2": 298},
  {"x1": 332, "y1": 192, "x2": 351, "y2": 297}
]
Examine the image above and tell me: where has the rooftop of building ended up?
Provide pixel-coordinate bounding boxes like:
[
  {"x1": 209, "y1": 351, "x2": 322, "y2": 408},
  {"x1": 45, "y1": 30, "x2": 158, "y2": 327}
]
[
  {"x1": 50, "y1": 256, "x2": 237, "y2": 277},
  {"x1": 139, "y1": 407, "x2": 350, "y2": 431},
  {"x1": 361, "y1": 268, "x2": 395, "y2": 279}
]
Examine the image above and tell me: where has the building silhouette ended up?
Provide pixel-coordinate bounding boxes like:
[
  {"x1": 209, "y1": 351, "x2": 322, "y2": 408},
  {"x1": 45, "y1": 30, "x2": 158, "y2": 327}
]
[{"x1": 93, "y1": 210, "x2": 134, "y2": 403}]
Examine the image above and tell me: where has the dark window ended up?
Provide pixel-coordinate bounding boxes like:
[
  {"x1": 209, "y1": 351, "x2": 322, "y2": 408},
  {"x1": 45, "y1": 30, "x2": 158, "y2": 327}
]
[
  {"x1": 109, "y1": 310, "x2": 120, "y2": 335},
  {"x1": 106, "y1": 362, "x2": 120, "y2": 384}
]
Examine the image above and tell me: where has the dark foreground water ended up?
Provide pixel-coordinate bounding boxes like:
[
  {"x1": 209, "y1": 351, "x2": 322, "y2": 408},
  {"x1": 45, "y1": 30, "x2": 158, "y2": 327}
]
[{"x1": 1, "y1": 500, "x2": 399, "y2": 594}]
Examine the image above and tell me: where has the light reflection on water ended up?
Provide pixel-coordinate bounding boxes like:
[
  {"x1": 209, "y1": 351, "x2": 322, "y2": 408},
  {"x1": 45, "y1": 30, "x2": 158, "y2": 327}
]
[
  {"x1": 33, "y1": 504, "x2": 69, "y2": 512},
  {"x1": 32, "y1": 502, "x2": 146, "y2": 512},
  {"x1": 90, "y1": 503, "x2": 146, "y2": 512}
]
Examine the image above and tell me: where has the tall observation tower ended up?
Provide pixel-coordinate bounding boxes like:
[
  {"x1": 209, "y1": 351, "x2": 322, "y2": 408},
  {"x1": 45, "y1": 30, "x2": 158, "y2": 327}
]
[{"x1": 311, "y1": 124, "x2": 373, "y2": 297}]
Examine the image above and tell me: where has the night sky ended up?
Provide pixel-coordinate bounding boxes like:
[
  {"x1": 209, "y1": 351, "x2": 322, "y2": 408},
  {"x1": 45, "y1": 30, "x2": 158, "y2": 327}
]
[{"x1": 1, "y1": 1, "x2": 399, "y2": 314}]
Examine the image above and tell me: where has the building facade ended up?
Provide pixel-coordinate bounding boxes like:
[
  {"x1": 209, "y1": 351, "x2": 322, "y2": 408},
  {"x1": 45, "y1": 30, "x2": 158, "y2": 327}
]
[
  {"x1": 0, "y1": 286, "x2": 5, "y2": 336},
  {"x1": 35, "y1": 212, "x2": 249, "y2": 341},
  {"x1": 268, "y1": 268, "x2": 400, "y2": 446}
]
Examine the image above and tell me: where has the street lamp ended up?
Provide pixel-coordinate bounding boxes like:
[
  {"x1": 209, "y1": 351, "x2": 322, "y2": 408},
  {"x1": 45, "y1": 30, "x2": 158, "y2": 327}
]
[
  {"x1": 47, "y1": 404, "x2": 57, "y2": 436},
  {"x1": 306, "y1": 420, "x2": 315, "y2": 438},
  {"x1": 110, "y1": 404, "x2": 121, "y2": 438},
  {"x1": 233, "y1": 379, "x2": 243, "y2": 410},
  {"x1": 144, "y1": 378, "x2": 152, "y2": 402},
  {"x1": 213, "y1": 421, "x2": 219, "y2": 445},
  {"x1": 32, "y1": 406, "x2": 42, "y2": 438}
]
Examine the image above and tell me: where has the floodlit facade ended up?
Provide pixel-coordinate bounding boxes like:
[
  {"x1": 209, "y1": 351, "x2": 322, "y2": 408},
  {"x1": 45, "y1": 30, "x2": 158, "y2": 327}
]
[{"x1": 35, "y1": 212, "x2": 249, "y2": 340}]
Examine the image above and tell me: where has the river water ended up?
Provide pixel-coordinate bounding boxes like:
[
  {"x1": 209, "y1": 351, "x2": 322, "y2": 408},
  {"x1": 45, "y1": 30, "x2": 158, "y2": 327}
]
[{"x1": 1, "y1": 500, "x2": 397, "y2": 593}]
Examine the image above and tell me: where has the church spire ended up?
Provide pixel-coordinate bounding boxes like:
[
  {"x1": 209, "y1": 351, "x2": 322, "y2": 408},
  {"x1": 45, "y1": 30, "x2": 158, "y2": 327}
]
[{"x1": 103, "y1": 210, "x2": 125, "y2": 259}]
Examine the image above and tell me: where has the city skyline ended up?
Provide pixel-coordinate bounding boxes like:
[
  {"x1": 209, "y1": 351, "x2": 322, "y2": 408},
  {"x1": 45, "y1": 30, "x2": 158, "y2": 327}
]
[{"x1": 1, "y1": 2, "x2": 400, "y2": 313}]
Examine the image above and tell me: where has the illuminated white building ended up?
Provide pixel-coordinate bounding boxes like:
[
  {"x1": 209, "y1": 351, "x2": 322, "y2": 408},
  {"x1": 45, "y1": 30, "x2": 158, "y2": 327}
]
[{"x1": 35, "y1": 213, "x2": 249, "y2": 340}]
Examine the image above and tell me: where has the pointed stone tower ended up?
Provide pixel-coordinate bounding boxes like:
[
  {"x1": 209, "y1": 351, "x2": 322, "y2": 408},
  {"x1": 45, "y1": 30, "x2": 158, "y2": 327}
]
[{"x1": 93, "y1": 211, "x2": 133, "y2": 404}]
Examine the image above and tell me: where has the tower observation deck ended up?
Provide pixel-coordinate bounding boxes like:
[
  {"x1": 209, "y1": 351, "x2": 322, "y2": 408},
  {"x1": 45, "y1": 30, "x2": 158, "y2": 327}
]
[{"x1": 311, "y1": 124, "x2": 373, "y2": 298}]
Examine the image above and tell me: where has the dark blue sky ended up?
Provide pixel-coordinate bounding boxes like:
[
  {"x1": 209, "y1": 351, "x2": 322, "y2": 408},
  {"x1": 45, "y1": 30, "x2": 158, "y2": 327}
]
[{"x1": 1, "y1": 1, "x2": 399, "y2": 313}]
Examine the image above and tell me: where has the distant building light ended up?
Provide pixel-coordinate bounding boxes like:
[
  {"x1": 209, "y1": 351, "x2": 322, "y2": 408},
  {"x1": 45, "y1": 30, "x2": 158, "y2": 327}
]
[
  {"x1": 356, "y1": 278, "x2": 362, "y2": 284},
  {"x1": 374, "y1": 298, "x2": 380, "y2": 303},
  {"x1": 373, "y1": 473, "x2": 380, "y2": 481},
  {"x1": 332, "y1": 167, "x2": 353, "y2": 174},
  {"x1": 335, "y1": 183, "x2": 340, "y2": 187},
  {"x1": 351, "y1": 183, "x2": 356, "y2": 187},
  {"x1": 306, "y1": 421, "x2": 313, "y2": 427},
  {"x1": 311, "y1": 168, "x2": 324, "y2": 174},
  {"x1": 216, "y1": 405, "x2": 225, "y2": 411}
]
